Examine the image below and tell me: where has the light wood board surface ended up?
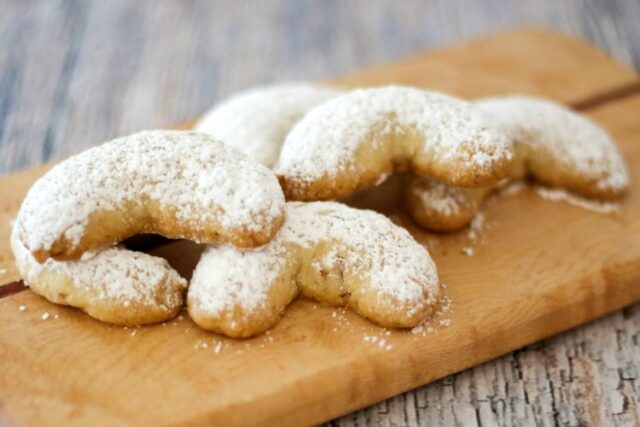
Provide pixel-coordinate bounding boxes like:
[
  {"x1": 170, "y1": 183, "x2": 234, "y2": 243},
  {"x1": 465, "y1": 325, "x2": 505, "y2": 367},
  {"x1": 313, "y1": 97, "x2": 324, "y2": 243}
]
[{"x1": 1, "y1": 29, "x2": 640, "y2": 426}]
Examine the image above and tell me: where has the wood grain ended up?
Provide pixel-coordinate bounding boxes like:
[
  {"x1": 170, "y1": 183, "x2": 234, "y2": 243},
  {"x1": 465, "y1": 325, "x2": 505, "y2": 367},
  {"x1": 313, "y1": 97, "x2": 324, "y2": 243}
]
[{"x1": 1, "y1": 29, "x2": 639, "y2": 426}]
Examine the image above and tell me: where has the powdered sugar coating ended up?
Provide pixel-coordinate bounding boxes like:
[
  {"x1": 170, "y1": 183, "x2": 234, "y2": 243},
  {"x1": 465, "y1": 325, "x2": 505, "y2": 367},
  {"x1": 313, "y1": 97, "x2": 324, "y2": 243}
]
[
  {"x1": 275, "y1": 86, "x2": 512, "y2": 188},
  {"x1": 189, "y1": 201, "x2": 439, "y2": 334},
  {"x1": 478, "y1": 96, "x2": 629, "y2": 194},
  {"x1": 414, "y1": 180, "x2": 465, "y2": 217},
  {"x1": 195, "y1": 83, "x2": 340, "y2": 167},
  {"x1": 188, "y1": 243, "x2": 287, "y2": 325},
  {"x1": 16, "y1": 130, "x2": 285, "y2": 258},
  {"x1": 11, "y1": 226, "x2": 187, "y2": 317}
]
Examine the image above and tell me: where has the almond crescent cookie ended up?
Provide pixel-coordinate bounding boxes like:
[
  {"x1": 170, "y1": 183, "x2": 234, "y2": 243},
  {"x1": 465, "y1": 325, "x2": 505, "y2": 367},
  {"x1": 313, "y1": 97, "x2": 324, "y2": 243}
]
[
  {"x1": 195, "y1": 83, "x2": 340, "y2": 168},
  {"x1": 16, "y1": 130, "x2": 286, "y2": 262},
  {"x1": 11, "y1": 226, "x2": 187, "y2": 326},
  {"x1": 274, "y1": 86, "x2": 513, "y2": 200},
  {"x1": 406, "y1": 96, "x2": 629, "y2": 231},
  {"x1": 188, "y1": 201, "x2": 440, "y2": 338}
]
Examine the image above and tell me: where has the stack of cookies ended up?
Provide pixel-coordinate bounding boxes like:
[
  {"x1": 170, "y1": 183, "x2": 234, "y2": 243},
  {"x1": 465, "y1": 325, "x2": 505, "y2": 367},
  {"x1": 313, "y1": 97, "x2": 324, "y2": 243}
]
[{"x1": 11, "y1": 83, "x2": 628, "y2": 338}]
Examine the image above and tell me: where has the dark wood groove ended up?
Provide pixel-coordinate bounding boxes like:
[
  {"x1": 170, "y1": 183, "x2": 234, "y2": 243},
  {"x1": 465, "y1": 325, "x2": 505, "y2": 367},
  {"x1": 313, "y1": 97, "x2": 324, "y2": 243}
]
[
  {"x1": 0, "y1": 280, "x2": 26, "y2": 299},
  {"x1": 570, "y1": 79, "x2": 640, "y2": 111}
]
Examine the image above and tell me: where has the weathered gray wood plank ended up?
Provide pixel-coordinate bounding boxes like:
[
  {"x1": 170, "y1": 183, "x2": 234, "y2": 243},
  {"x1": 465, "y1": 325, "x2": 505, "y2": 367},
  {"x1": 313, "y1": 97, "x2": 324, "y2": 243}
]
[
  {"x1": 1, "y1": 1, "x2": 639, "y2": 425},
  {"x1": 331, "y1": 305, "x2": 640, "y2": 426},
  {"x1": 2, "y1": 0, "x2": 639, "y2": 175}
]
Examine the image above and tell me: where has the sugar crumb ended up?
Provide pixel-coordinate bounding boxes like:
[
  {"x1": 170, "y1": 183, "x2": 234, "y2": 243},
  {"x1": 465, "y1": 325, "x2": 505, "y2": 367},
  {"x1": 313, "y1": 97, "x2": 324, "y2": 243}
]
[
  {"x1": 534, "y1": 186, "x2": 619, "y2": 213},
  {"x1": 498, "y1": 181, "x2": 526, "y2": 197}
]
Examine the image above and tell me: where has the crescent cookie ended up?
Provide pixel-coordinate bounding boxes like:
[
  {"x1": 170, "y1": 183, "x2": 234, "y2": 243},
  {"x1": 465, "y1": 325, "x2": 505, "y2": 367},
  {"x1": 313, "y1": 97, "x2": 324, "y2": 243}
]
[
  {"x1": 188, "y1": 201, "x2": 440, "y2": 338},
  {"x1": 16, "y1": 130, "x2": 286, "y2": 262},
  {"x1": 406, "y1": 96, "x2": 629, "y2": 231},
  {"x1": 195, "y1": 83, "x2": 340, "y2": 168},
  {"x1": 274, "y1": 85, "x2": 513, "y2": 200},
  {"x1": 11, "y1": 226, "x2": 187, "y2": 326}
]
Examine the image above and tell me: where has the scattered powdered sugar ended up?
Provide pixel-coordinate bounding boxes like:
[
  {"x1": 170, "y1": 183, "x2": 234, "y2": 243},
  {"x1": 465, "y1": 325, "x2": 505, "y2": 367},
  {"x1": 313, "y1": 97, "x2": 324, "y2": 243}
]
[
  {"x1": 196, "y1": 83, "x2": 340, "y2": 168},
  {"x1": 195, "y1": 340, "x2": 208, "y2": 350},
  {"x1": 276, "y1": 86, "x2": 511, "y2": 183},
  {"x1": 478, "y1": 96, "x2": 629, "y2": 194},
  {"x1": 192, "y1": 336, "x2": 266, "y2": 355},
  {"x1": 18, "y1": 305, "x2": 27, "y2": 312},
  {"x1": 41, "y1": 312, "x2": 50, "y2": 320},
  {"x1": 467, "y1": 212, "x2": 486, "y2": 243},
  {"x1": 16, "y1": 130, "x2": 285, "y2": 254},
  {"x1": 497, "y1": 181, "x2": 526, "y2": 197},
  {"x1": 11, "y1": 225, "x2": 187, "y2": 310},
  {"x1": 362, "y1": 334, "x2": 393, "y2": 351},
  {"x1": 0, "y1": 267, "x2": 6, "y2": 275},
  {"x1": 411, "y1": 324, "x2": 435, "y2": 335},
  {"x1": 458, "y1": 212, "x2": 489, "y2": 256},
  {"x1": 189, "y1": 201, "x2": 439, "y2": 323},
  {"x1": 326, "y1": 307, "x2": 355, "y2": 333},
  {"x1": 534, "y1": 186, "x2": 620, "y2": 213}
]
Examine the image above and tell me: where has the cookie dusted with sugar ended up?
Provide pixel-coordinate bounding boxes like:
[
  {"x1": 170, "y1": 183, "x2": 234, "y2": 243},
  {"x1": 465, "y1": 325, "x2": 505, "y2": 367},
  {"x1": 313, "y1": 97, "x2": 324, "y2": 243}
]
[
  {"x1": 188, "y1": 201, "x2": 440, "y2": 338},
  {"x1": 11, "y1": 226, "x2": 187, "y2": 326},
  {"x1": 16, "y1": 130, "x2": 286, "y2": 262},
  {"x1": 195, "y1": 83, "x2": 340, "y2": 168},
  {"x1": 406, "y1": 96, "x2": 629, "y2": 231},
  {"x1": 275, "y1": 85, "x2": 513, "y2": 200}
]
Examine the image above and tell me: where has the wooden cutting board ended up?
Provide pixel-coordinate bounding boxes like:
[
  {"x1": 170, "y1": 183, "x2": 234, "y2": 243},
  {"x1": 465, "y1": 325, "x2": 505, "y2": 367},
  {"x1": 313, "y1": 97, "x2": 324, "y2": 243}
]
[{"x1": 1, "y1": 28, "x2": 639, "y2": 426}]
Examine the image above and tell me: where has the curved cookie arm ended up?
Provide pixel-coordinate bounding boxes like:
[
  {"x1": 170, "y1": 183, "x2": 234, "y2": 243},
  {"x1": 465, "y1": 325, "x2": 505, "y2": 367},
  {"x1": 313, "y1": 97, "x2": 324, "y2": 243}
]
[
  {"x1": 195, "y1": 83, "x2": 340, "y2": 168},
  {"x1": 11, "y1": 226, "x2": 187, "y2": 326},
  {"x1": 16, "y1": 130, "x2": 286, "y2": 262},
  {"x1": 275, "y1": 86, "x2": 512, "y2": 200},
  {"x1": 188, "y1": 202, "x2": 439, "y2": 338},
  {"x1": 405, "y1": 96, "x2": 629, "y2": 232},
  {"x1": 478, "y1": 96, "x2": 628, "y2": 200},
  {"x1": 187, "y1": 244, "x2": 299, "y2": 338}
]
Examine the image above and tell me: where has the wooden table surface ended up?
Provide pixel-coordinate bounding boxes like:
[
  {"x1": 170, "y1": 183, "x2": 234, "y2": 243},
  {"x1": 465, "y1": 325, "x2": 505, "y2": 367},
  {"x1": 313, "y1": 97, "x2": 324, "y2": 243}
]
[{"x1": 1, "y1": 1, "x2": 639, "y2": 426}]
